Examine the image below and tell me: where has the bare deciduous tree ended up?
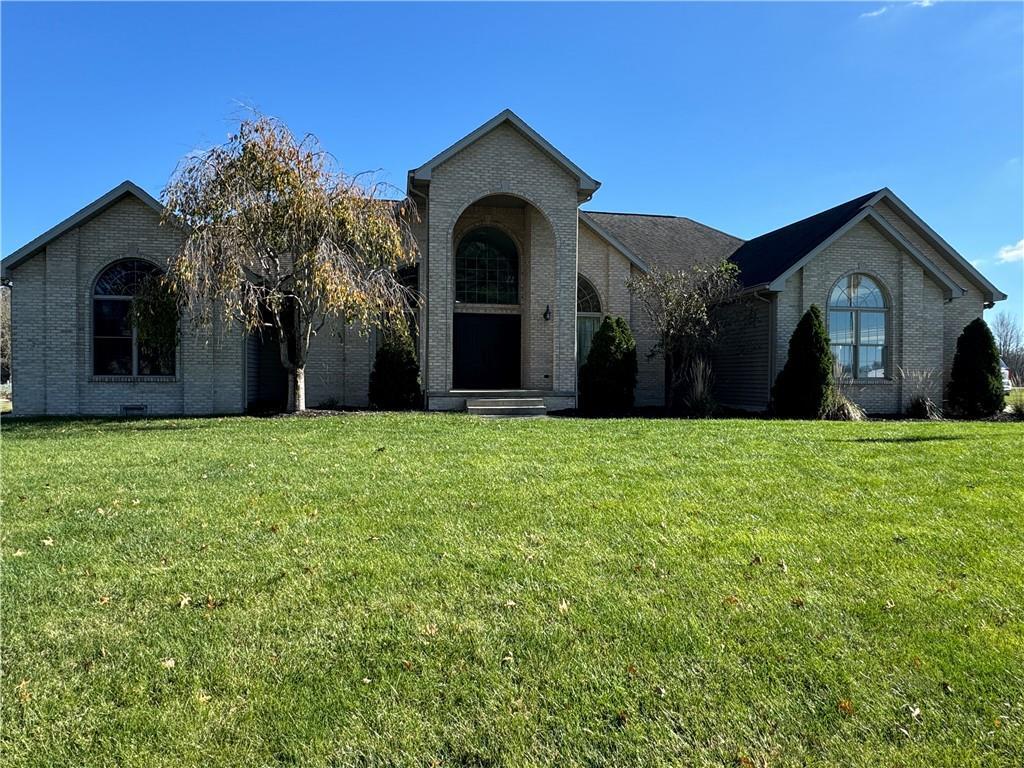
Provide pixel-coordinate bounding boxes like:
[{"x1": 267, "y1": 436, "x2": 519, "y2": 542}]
[
  {"x1": 628, "y1": 261, "x2": 740, "y2": 412},
  {"x1": 162, "y1": 115, "x2": 418, "y2": 411},
  {"x1": 991, "y1": 311, "x2": 1024, "y2": 385}
]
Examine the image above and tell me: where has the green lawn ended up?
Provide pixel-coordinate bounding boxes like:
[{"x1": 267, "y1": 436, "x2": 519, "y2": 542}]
[{"x1": 2, "y1": 415, "x2": 1021, "y2": 767}]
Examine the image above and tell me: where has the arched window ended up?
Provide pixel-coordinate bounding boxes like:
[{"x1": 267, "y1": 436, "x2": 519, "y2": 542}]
[
  {"x1": 827, "y1": 274, "x2": 887, "y2": 380},
  {"x1": 576, "y1": 274, "x2": 603, "y2": 371},
  {"x1": 577, "y1": 275, "x2": 602, "y2": 314},
  {"x1": 455, "y1": 227, "x2": 518, "y2": 304},
  {"x1": 93, "y1": 259, "x2": 175, "y2": 376}
]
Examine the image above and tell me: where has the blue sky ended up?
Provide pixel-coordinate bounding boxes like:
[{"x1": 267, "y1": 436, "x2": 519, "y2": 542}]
[{"x1": 3, "y1": 1, "x2": 1022, "y2": 324}]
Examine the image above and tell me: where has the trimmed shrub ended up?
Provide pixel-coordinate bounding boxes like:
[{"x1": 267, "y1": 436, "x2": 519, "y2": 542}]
[
  {"x1": 948, "y1": 318, "x2": 1005, "y2": 418},
  {"x1": 579, "y1": 316, "x2": 637, "y2": 416},
  {"x1": 771, "y1": 305, "x2": 835, "y2": 419},
  {"x1": 369, "y1": 332, "x2": 422, "y2": 410}
]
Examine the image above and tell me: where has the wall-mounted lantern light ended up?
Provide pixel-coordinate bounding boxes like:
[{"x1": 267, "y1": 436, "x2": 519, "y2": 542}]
[{"x1": 543, "y1": 305, "x2": 551, "y2": 321}]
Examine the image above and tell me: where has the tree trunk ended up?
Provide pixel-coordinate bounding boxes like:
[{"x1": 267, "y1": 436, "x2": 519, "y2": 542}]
[{"x1": 285, "y1": 367, "x2": 306, "y2": 413}]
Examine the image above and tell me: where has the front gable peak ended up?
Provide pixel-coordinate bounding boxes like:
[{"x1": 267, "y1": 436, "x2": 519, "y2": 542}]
[{"x1": 409, "y1": 109, "x2": 600, "y2": 198}]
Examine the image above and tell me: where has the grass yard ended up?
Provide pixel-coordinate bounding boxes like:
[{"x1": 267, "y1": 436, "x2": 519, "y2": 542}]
[{"x1": 1, "y1": 415, "x2": 1022, "y2": 767}]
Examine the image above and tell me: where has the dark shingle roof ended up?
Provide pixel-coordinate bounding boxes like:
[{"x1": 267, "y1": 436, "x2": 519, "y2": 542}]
[
  {"x1": 583, "y1": 211, "x2": 743, "y2": 272},
  {"x1": 727, "y1": 190, "x2": 881, "y2": 288}
]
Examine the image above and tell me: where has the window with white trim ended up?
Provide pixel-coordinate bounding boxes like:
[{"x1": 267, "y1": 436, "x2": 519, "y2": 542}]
[
  {"x1": 827, "y1": 274, "x2": 887, "y2": 380},
  {"x1": 93, "y1": 259, "x2": 175, "y2": 376}
]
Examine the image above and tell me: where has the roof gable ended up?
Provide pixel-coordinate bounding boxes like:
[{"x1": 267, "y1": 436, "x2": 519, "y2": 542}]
[
  {"x1": 728, "y1": 191, "x2": 879, "y2": 289},
  {"x1": 410, "y1": 109, "x2": 600, "y2": 196},
  {"x1": 728, "y1": 188, "x2": 1006, "y2": 304},
  {"x1": 2, "y1": 181, "x2": 163, "y2": 273}
]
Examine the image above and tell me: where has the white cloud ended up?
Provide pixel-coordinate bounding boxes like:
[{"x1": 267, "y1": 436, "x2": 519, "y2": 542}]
[
  {"x1": 860, "y1": 6, "x2": 889, "y2": 18},
  {"x1": 970, "y1": 259, "x2": 987, "y2": 269},
  {"x1": 997, "y1": 239, "x2": 1024, "y2": 264},
  {"x1": 912, "y1": 0, "x2": 936, "y2": 7}
]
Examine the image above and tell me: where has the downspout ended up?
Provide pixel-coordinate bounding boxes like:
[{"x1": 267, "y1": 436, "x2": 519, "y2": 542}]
[{"x1": 409, "y1": 181, "x2": 429, "y2": 408}]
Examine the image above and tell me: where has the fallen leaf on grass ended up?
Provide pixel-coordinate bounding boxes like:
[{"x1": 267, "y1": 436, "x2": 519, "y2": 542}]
[
  {"x1": 790, "y1": 597, "x2": 805, "y2": 608},
  {"x1": 558, "y1": 598, "x2": 570, "y2": 614},
  {"x1": 12, "y1": 550, "x2": 26, "y2": 557},
  {"x1": 160, "y1": 658, "x2": 176, "y2": 669},
  {"x1": 401, "y1": 659, "x2": 413, "y2": 671},
  {"x1": 750, "y1": 554, "x2": 763, "y2": 566},
  {"x1": 41, "y1": 538, "x2": 54, "y2": 547},
  {"x1": 723, "y1": 594, "x2": 740, "y2": 606},
  {"x1": 504, "y1": 599, "x2": 516, "y2": 609},
  {"x1": 98, "y1": 595, "x2": 111, "y2": 605},
  {"x1": 778, "y1": 560, "x2": 788, "y2": 574},
  {"x1": 884, "y1": 600, "x2": 896, "y2": 612},
  {"x1": 502, "y1": 652, "x2": 514, "y2": 665},
  {"x1": 15, "y1": 679, "x2": 30, "y2": 703},
  {"x1": 422, "y1": 624, "x2": 438, "y2": 638},
  {"x1": 197, "y1": 690, "x2": 211, "y2": 704},
  {"x1": 838, "y1": 699, "x2": 854, "y2": 716}
]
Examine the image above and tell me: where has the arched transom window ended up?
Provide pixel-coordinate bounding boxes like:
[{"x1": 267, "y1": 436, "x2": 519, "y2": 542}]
[
  {"x1": 93, "y1": 259, "x2": 175, "y2": 376},
  {"x1": 455, "y1": 227, "x2": 519, "y2": 305},
  {"x1": 576, "y1": 274, "x2": 603, "y2": 371},
  {"x1": 827, "y1": 273, "x2": 887, "y2": 379},
  {"x1": 577, "y1": 275, "x2": 602, "y2": 314}
]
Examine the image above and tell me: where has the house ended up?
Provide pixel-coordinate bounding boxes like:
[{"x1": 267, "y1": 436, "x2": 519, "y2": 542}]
[{"x1": 0, "y1": 110, "x2": 1006, "y2": 417}]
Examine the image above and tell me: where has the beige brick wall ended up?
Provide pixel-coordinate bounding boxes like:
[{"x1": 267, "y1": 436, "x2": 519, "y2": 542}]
[
  {"x1": 9, "y1": 196, "x2": 246, "y2": 416},
  {"x1": 771, "y1": 210, "x2": 985, "y2": 415},
  {"x1": 577, "y1": 224, "x2": 631, "y2": 319},
  {"x1": 872, "y1": 200, "x2": 986, "y2": 395},
  {"x1": 422, "y1": 122, "x2": 581, "y2": 406}
]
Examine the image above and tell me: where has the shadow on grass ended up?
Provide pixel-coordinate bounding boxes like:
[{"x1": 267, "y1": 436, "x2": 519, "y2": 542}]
[
  {"x1": 0, "y1": 415, "x2": 232, "y2": 438},
  {"x1": 837, "y1": 435, "x2": 970, "y2": 444}
]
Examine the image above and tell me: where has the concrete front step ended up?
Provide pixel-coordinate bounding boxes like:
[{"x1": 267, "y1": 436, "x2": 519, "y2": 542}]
[{"x1": 466, "y1": 397, "x2": 547, "y2": 418}]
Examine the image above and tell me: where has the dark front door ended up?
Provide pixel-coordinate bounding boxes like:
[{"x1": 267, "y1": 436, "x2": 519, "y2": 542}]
[{"x1": 453, "y1": 313, "x2": 521, "y2": 389}]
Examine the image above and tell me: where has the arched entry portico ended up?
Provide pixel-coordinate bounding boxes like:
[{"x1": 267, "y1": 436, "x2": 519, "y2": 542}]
[{"x1": 446, "y1": 193, "x2": 558, "y2": 393}]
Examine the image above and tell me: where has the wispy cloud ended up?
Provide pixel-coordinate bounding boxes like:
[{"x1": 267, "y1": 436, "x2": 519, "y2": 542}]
[
  {"x1": 860, "y1": 6, "x2": 889, "y2": 18},
  {"x1": 970, "y1": 258, "x2": 987, "y2": 269},
  {"x1": 997, "y1": 239, "x2": 1024, "y2": 264},
  {"x1": 861, "y1": 1, "x2": 936, "y2": 21}
]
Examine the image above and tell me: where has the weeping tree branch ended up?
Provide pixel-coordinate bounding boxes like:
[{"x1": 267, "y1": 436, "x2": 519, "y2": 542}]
[{"x1": 161, "y1": 114, "x2": 419, "y2": 412}]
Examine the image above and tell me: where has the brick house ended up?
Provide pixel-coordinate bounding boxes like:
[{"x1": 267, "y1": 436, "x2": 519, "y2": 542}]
[{"x1": 1, "y1": 110, "x2": 1006, "y2": 417}]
